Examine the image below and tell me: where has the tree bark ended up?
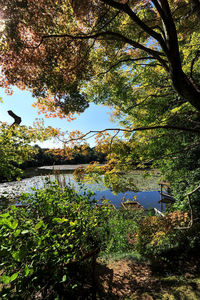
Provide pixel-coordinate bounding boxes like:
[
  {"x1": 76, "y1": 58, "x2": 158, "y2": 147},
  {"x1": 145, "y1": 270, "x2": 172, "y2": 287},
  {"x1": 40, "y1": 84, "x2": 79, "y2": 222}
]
[{"x1": 170, "y1": 68, "x2": 200, "y2": 111}]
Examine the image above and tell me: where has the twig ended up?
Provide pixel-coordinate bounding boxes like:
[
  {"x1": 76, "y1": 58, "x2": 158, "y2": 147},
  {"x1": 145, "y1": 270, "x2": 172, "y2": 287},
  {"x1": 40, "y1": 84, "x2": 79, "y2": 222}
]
[
  {"x1": 109, "y1": 129, "x2": 120, "y2": 158},
  {"x1": 97, "y1": 56, "x2": 156, "y2": 77},
  {"x1": 190, "y1": 50, "x2": 200, "y2": 80},
  {"x1": 175, "y1": 185, "x2": 200, "y2": 229}
]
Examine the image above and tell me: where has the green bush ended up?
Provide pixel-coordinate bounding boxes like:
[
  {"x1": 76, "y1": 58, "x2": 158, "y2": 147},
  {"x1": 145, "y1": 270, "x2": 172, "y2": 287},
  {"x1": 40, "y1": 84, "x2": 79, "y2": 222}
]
[
  {"x1": 0, "y1": 180, "x2": 103, "y2": 299},
  {"x1": 96, "y1": 207, "x2": 144, "y2": 256}
]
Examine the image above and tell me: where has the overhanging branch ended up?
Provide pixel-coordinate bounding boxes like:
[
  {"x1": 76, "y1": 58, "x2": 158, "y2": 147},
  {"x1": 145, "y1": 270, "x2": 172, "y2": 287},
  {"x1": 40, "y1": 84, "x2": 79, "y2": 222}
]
[
  {"x1": 62, "y1": 125, "x2": 200, "y2": 144},
  {"x1": 28, "y1": 31, "x2": 168, "y2": 70},
  {"x1": 102, "y1": 0, "x2": 166, "y2": 48},
  {"x1": 7, "y1": 110, "x2": 22, "y2": 127}
]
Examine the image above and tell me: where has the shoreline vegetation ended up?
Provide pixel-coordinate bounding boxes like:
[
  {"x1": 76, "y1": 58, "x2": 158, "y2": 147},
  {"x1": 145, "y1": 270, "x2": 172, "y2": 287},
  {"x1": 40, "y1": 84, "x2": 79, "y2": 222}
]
[{"x1": 0, "y1": 144, "x2": 107, "y2": 183}]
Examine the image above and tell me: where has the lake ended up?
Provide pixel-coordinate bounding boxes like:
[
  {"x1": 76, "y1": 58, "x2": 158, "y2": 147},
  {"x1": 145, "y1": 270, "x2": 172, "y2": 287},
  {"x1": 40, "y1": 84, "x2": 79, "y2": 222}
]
[{"x1": 0, "y1": 165, "x2": 164, "y2": 210}]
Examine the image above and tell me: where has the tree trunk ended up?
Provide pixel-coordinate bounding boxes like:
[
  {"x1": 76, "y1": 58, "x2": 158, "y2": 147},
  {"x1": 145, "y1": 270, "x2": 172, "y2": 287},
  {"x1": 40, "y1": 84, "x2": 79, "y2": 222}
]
[{"x1": 170, "y1": 68, "x2": 200, "y2": 112}]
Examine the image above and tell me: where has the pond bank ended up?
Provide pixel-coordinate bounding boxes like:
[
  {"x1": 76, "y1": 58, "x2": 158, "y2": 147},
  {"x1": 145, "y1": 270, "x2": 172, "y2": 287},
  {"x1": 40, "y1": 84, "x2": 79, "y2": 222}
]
[{"x1": 38, "y1": 164, "x2": 93, "y2": 170}]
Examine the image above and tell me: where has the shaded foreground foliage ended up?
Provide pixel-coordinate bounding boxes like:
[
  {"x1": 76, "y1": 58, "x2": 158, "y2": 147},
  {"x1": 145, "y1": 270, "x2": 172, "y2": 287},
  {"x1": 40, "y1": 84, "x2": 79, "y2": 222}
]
[{"x1": 0, "y1": 181, "x2": 105, "y2": 299}]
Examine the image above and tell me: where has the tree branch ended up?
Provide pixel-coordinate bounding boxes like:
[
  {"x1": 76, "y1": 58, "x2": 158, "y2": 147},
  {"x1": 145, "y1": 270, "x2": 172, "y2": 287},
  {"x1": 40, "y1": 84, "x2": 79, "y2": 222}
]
[
  {"x1": 97, "y1": 56, "x2": 157, "y2": 77},
  {"x1": 152, "y1": 0, "x2": 182, "y2": 68},
  {"x1": 102, "y1": 0, "x2": 166, "y2": 49},
  {"x1": 62, "y1": 125, "x2": 200, "y2": 144},
  {"x1": 28, "y1": 31, "x2": 168, "y2": 70},
  {"x1": 191, "y1": 0, "x2": 200, "y2": 20},
  {"x1": 190, "y1": 50, "x2": 200, "y2": 80},
  {"x1": 97, "y1": 10, "x2": 121, "y2": 32},
  {"x1": 175, "y1": 184, "x2": 200, "y2": 229},
  {"x1": 109, "y1": 129, "x2": 120, "y2": 158},
  {"x1": 127, "y1": 92, "x2": 176, "y2": 111},
  {"x1": 7, "y1": 110, "x2": 22, "y2": 127}
]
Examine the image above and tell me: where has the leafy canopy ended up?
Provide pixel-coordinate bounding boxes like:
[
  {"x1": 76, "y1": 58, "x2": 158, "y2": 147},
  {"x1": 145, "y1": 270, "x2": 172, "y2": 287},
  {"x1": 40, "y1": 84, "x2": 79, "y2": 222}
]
[
  {"x1": 0, "y1": 120, "x2": 59, "y2": 181},
  {"x1": 1, "y1": 0, "x2": 200, "y2": 117}
]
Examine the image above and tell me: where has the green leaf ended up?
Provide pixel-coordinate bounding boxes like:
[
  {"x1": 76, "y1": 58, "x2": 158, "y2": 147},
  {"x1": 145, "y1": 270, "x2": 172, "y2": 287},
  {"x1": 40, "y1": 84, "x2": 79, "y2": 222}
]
[
  {"x1": 25, "y1": 265, "x2": 30, "y2": 277},
  {"x1": 62, "y1": 275, "x2": 67, "y2": 282},
  {"x1": 0, "y1": 213, "x2": 10, "y2": 218},
  {"x1": 21, "y1": 230, "x2": 29, "y2": 234},
  {"x1": 35, "y1": 220, "x2": 44, "y2": 230},
  {"x1": 10, "y1": 272, "x2": 19, "y2": 282},
  {"x1": 9, "y1": 220, "x2": 18, "y2": 230},
  {"x1": 14, "y1": 229, "x2": 21, "y2": 237},
  {"x1": 69, "y1": 220, "x2": 77, "y2": 227},
  {"x1": 52, "y1": 217, "x2": 61, "y2": 223}
]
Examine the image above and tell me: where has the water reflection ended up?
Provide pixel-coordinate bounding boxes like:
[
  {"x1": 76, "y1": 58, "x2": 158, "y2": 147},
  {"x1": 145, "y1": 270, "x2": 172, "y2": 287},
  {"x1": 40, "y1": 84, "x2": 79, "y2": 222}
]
[{"x1": 0, "y1": 168, "x2": 163, "y2": 210}]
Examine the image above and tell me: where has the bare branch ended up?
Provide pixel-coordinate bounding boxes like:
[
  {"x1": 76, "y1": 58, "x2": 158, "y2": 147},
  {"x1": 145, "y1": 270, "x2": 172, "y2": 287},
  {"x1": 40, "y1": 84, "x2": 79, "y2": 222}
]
[
  {"x1": 62, "y1": 125, "x2": 200, "y2": 144},
  {"x1": 97, "y1": 10, "x2": 121, "y2": 31},
  {"x1": 7, "y1": 110, "x2": 22, "y2": 127},
  {"x1": 151, "y1": 0, "x2": 170, "y2": 37},
  {"x1": 124, "y1": 93, "x2": 175, "y2": 111},
  {"x1": 97, "y1": 56, "x2": 157, "y2": 77},
  {"x1": 187, "y1": 184, "x2": 200, "y2": 226},
  {"x1": 109, "y1": 129, "x2": 120, "y2": 157},
  {"x1": 176, "y1": 184, "x2": 200, "y2": 229}
]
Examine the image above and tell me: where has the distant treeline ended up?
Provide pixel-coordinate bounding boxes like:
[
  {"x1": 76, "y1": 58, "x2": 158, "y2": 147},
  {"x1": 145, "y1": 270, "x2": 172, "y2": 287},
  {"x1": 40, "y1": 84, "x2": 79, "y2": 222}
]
[{"x1": 21, "y1": 145, "x2": 106, "y2": 169}]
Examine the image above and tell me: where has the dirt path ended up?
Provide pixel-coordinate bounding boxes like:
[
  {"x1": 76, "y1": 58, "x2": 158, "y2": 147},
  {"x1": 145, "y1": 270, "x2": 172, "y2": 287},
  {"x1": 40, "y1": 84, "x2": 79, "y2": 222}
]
[
  {"x1": 96, "y1": 259, "x2": 159, "y2": 299},
  {"x1": 94, "y1": 259, "x2": 200, "y2": 299}
]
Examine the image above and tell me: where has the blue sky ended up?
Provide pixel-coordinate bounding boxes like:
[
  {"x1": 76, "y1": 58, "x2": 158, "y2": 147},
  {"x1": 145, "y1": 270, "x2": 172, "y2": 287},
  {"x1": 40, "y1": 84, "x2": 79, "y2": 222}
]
[{"x1": 0, "y1": 87, "x2": 120, "y2": 148}]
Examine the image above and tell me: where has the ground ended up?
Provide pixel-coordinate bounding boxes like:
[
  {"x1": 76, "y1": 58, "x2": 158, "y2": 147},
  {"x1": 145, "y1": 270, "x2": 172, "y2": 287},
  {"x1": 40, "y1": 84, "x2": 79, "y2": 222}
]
[{"x1": 93, "y1": 258, "x2": 200, "y2": 299}]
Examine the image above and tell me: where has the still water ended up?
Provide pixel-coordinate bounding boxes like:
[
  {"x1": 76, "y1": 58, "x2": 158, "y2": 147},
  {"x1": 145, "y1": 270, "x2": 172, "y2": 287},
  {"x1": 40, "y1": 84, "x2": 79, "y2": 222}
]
[{"x1": 0, "y1": 166, "x2": 163, "y2": 210}]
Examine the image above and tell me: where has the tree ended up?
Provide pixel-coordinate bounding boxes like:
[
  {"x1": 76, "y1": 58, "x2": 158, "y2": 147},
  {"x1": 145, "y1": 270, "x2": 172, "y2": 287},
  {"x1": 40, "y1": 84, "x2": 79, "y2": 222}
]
[
  {"x1": 1, "y1": 1, "x2": 200, "y2": 198},
  {"x1": 0, "y1": 120, "x2": 59, "y2": 181},
  {"x1": 0, "y1": 1, "x2": 200, "y2": 116}
]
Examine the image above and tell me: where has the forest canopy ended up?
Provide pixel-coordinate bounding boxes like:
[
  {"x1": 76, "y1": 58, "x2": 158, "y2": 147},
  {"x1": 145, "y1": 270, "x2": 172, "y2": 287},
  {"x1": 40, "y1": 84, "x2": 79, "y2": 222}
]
[{"x1": 1, "y1": 1, "x2": 200, "y2": 117}]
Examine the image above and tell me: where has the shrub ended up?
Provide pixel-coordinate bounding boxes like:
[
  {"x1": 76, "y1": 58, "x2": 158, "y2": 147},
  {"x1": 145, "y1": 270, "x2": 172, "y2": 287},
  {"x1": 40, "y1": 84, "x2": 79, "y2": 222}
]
[
  {"x1": 134, "y1": 211, "x2": 200, "y2": 264},
  {"x1": 95, "y1": 207, "x2": 144, "y2": 256},
  {"x1": 0, "y1": 180, "x2": 102, "y2": 299}
]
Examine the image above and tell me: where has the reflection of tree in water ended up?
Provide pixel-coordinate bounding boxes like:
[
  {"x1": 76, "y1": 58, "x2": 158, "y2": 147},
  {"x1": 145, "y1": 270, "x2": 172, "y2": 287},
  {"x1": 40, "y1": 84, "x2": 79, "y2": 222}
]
[
  {"x1": 80, "y1": 170, "x2": 161, "y2": 195},
  {"x1": 73, "y1": 167, "x2": 139, "y2": 194},
  {"x1": 73, "y1": 165, "x2": 161, "y2": 194},
  {"x1": 103, "y1": 173, "x2": 139, "y2": 194}
]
